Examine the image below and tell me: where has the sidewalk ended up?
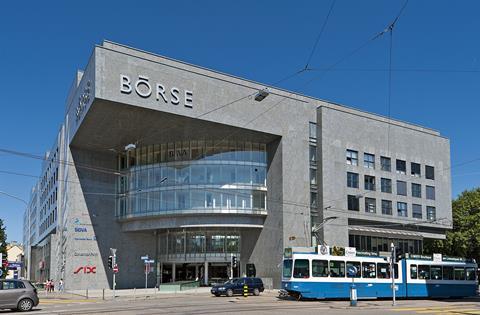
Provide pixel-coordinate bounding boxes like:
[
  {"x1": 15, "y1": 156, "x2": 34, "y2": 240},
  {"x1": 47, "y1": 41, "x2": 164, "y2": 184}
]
[{"x1": 40, "y1": 286, "x2": 213, "y2": 300}]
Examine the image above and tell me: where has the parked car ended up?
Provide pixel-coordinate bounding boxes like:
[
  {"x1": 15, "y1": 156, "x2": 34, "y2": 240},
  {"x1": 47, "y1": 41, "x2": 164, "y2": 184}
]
[
  {"x1": 211, "y1": 277, "x2": 264, "y2": 297},
  {"x1": 0, "y1": 279, "x2": 39, "y2": 312}
]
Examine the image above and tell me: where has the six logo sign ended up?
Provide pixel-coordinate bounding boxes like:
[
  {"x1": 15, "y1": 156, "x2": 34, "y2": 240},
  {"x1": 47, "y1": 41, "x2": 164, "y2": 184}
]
[{"x1": 73, "y1": 266, "x2": 96, "y2": 274}]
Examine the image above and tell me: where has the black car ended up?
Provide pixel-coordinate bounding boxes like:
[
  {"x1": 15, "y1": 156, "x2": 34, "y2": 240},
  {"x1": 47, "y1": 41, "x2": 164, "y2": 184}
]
[{"x1": 211, "y1": 277, "x2": 264, "y2": 297}]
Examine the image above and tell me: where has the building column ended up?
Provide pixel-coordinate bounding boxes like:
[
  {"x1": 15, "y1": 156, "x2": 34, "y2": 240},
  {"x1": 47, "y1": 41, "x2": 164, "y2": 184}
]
[
  {"x1": 172, "y1": 263, "x2": 176, "y2": 282},
  {"x1": 204, "y1": 261, "x2": 208, "y2": 286},
  {"x1": 195, "y1": 265, "x2": 199, "y2": 280}
]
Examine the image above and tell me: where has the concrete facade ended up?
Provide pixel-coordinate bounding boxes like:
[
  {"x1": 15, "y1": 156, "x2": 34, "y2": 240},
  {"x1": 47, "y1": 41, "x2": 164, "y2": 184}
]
[{"x1": 23, "y1": 41, "x2": 451, "y2": 290}]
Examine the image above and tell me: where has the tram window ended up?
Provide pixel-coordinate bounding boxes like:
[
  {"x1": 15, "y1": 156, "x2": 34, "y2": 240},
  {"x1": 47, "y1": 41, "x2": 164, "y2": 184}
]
[
  {"x1": 410, "y1": 265, "x2": 418, "y2": 279},
  {"x1": 362, "y1": 262, "x2": 376, "y2": 278},
  {"x1": 346, "y1": 261, "x2": 361, "y2": 278},
  {"x1": 377, "y1": 263, "x2": 390, "y2": 279},
  {"x1": 283, "y1": 259, "x2": 292, "y2": 278},
  {"x1": 329, "y1": 260, "x2": 345, "y2": 277},
  {"x1": 442, "y1": 266, "x2": 453, "y2": 280},
  {"x1": 293, "y1": 259, "x2": 310, "y2": 278},
  {"x1": 394, "y1": 264, "x2": 399, "y2": 279},
  {"x1": 312, "y1": 260, "x2": 329, "y2": 277},
  {"x1": 466, "y1": 267, "x2": 476, "y2": 281},
  {"x1": 418, "y1": 265, "x2": 430, "y2": 280},
  {"x1": 431, "y1": 266, "x2": 442, "y2": 280},
  {"x1": 454, "y1": 267, "x2": 465, "y2": 280}
]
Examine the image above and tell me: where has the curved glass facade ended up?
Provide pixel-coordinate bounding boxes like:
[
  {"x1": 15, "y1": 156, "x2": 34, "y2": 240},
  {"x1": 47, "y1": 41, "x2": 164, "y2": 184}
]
[{"x1": 116, "y1": 140, "x2": 267, "y2": 218}]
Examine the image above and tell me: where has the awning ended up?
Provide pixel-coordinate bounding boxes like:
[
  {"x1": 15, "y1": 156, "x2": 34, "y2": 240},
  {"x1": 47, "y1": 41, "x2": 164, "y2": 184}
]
[{"x1": 348, "y1": 225, "x2": 445, "y2": 240}]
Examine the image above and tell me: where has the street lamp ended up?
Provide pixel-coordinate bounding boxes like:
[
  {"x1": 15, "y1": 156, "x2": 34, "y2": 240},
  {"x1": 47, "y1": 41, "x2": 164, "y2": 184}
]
[
  {"x1": 0, "y1": 191, "x2": 28, "y2": 205},
  {"x1": 312, "y1": 216, "x2": 339, "y2": 246}
]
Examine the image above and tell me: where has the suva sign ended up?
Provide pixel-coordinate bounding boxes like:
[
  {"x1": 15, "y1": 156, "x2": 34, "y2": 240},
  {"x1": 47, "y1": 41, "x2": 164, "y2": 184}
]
[{"x1": 120, "y1": 74, "x2": 194, "y2": 109}]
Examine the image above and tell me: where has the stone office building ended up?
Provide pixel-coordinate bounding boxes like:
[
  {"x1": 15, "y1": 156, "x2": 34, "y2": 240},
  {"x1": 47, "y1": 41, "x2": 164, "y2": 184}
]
[{"x1": 23, "y1": 41, "x2": 451, "y2": 289}]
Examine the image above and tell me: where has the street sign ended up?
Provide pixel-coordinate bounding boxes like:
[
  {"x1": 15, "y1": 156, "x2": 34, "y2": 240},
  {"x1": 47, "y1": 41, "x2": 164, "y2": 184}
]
[
  {"x1": 140, "y1": 255, "x2": 149, "y2": 260},
  {"x1": 347, "y1": 266, "x2": 358, "y2": 277},
  {"x1": 145, "y1": 259, "x2": 154, "y2": 264},
  {"x1": 113, "y1": 264, "x2": 119, "y2": 273}
]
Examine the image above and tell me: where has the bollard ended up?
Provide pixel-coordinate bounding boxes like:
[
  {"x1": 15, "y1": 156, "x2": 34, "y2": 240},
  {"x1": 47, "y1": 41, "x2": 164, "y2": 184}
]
[
  {"x1": 243, "y1": 284, "x2": 248, "y2": 298},
  {"x1": 102, "y1": 288, "x2": 105, "y2": 300},
  {"x1": 350, "y1": 283, "x2": 357, "y2": 307},
  {"x1": 86, "y1": 289, "x2": 89, "y2": 300},
  {"x1": 134, "y1": 287, "x2": 136, "y2": 300}
]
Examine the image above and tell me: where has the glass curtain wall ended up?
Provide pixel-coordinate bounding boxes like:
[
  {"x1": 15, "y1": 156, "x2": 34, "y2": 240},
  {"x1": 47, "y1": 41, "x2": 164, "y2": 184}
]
[{"x1": 116, "y1": 140, "x2": 267, "y2": 218}]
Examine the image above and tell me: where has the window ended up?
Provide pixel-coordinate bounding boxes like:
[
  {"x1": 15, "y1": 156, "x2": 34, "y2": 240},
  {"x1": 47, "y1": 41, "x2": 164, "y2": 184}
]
[
  {"x1": 410, "y1": 265, "x2": 418, "y2": 279},
  {"x1": 412, "y1": 183, "x2": 422, "y2": 198},
  {"x1": 397, "y1": 202, "x2": 408, "y2": 217},
  {"x1": 377, "y1": 263, "x2": 391, "y2": 279},
  {"x1": 396, "y1": 159, "x2": 406, "y2": 174},
  {"x1": 427, "y1": 206, "x2": 436, "y2": 221},
  {"x1": 348, "y1": 195, "x2": 360, "y2": 211},
  {"x1": 426, "y1": 186, "x2": 435, "y2": 200},
  {"x1": 430, "y1": 266, "x2": 442, "y2": 280},
  {"x1": 362, "y1": 262, "x2": 376, "y2": 278},
  {"x1": 364, "y1": 153, "x2": 375, "y2": 169},
  {"x1": 443, "y1": 266, "x2": 453, "y2": 280},
  {"x1": 293, "y1": 259, "x2": 310, "y2": 278},
  {"x1": 1, "y1": 281, "x2": 24, "y2": 289},
  {"x1": 397, "y1": 181, "x2": 407, "y2": 196},
  {"x1": 411, "y1": 162, "x2": 421, "y2": 177},
  {"x1": 329, "y1": 261, "x2": 345, "y2": 277},
  {"x1": 364, "y1": 175, "x2": 375, "y2": 191},
  {"x1": 466, "y1": 267, "x2": 476, "y2": 281},
  {"x1": 347, "y1": 172, "x2": 359, "y2": 188},
  {"x1": 382, "y1": 200, "x2": 393, "y2": 215},
  {"x1": 381, "y1": 178, "x2": 392, "y2": 193},
  {"x1": 312, "y1": 260, "x2": 329, "y2": 277},
  {"x1": 418, "y1": 265, "x2": 430, "y2": 279},
  {"x1": 381, "y1": 156, "x2": 391, "y2": 172},
  {"x1": 346, "y1": 261, "x2": 361, "y2": 278},
  {"x1": 309, "y1": 145, "x2": 317, "y2": 163},
  {"x1": 365, "y1": 198, "x2": 376, "y2": 213},
  {"x1": 412, "y1": 204, "x2": 422, "y2": 219},
  {"x1": 425, "y1": 165, "x2": 435, "y2": 180},
  {"x1": 309, "y1": 122, "x2": 317, "y2": 140},
  {"x1": 310, "y1": 168, "x2": 317, "y2": 185},
  {"x1": 346, "y1": 150, "x2": 358, "y2": 166},
  {"x1": 283, "y1": 259, "x2": 292, "y2": 278},
  {"x1": 454, "y1": 267, "x2": 465, "y2": 280},
  {"x1": 310, "y1": 192, "x2": 318, "y2": 208}
]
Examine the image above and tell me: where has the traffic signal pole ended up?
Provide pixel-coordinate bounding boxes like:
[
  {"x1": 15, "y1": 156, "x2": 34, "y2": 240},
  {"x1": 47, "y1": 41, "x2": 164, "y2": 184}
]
[
  {"x1": 391, "y1": 243, "x2": 396, "y2": 306},
  {"x1": 110, "y1": 248, "x2": 117, "y2": 299},
  {"x1": 230, "y1": 253, "x2": 233, "y2": 279}
]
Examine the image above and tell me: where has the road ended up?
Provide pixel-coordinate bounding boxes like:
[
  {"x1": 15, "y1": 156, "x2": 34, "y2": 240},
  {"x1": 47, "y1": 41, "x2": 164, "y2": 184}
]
[{"x1": 3, "y1": 292, "x2": 480, "y2": 314}]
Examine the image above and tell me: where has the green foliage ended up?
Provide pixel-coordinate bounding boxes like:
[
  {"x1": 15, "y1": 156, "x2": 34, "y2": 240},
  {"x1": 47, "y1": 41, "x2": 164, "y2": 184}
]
[
  {"x1": 0, "y1": 219, "x2": 7, "y2": 278},
  {"x1": 424, "y1": 187, "x2": 480, "y2": 262}
]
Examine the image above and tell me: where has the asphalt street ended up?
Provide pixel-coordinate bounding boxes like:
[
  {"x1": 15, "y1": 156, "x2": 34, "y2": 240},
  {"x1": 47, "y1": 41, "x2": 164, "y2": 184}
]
[{"x1": 3, "y1": 292, "x2": 480, "y2": 315}]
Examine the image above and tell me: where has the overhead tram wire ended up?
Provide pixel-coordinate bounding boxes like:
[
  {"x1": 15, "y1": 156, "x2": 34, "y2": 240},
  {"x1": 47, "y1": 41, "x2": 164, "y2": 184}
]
[{"x1": 304, "y1": 0, "x2": 337, "y2": 71}]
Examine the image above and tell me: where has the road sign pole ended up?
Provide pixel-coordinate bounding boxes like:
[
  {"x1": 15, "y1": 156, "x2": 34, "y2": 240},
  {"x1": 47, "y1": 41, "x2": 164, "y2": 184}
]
[
  {"x1": 230, "y1": 253, "x2": 233, "y2": 280},
  {"x1": 391, "y1": 242, "x2": 396, "y2": 306},
  {"x1": 145, "y1": 263, "x2": 148, "y2": 289},
  {"x1": 110, "y1": 248, "x2": 117, "y2": 300}
]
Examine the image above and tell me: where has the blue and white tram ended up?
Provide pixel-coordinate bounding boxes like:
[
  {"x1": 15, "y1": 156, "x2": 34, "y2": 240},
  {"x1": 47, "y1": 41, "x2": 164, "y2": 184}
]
[{"x1": 282, "y1": 249, "x2": 477, "y2": 299}]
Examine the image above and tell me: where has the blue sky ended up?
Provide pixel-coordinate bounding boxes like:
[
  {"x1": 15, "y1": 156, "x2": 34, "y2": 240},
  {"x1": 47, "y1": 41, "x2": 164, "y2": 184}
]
[{"x1": 0, "y1": 1, "x2": 479, "y2": 242}]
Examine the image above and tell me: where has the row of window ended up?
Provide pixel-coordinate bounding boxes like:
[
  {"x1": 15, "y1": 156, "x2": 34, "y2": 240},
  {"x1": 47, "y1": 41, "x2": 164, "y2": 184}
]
[
  {"x1": 285, "y1": 259, "x2": 399, "y2": 279},
  {"x1": 347, "y1": 195, "x2": 436, "y2": 219},
  {"x1": 349, "y1": 235, "x2": 423, "y2": 254},
  {"x1": 410, "y1": 264, "x2": 476, "y2": 281},
  {"x1": 346, "y1": 150, "x2": 435, "y2": 180},
  {"x1": 158, "y1": 231, "x2": 240, "y2": 255},
  {"x1": 39, "y1": 207, "x2": 57, "y2": 236},
  {"x1": 347, "y1": 173, "x2": 436, "y2": 199}
]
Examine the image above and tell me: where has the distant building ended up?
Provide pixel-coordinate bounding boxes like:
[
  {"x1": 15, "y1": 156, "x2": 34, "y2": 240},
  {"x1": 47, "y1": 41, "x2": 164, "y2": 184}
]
[
  {"x1": 23, "y1": 41, "x2": 452, "y2": 289},
  {"x1": 6, "y1": 242, "x2": 23, "y2": 279}
]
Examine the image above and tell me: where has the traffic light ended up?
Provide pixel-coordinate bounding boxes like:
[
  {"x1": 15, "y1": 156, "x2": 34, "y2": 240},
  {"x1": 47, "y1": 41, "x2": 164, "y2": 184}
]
[
  {"x1": 231, "y1": 256, "x2": 237, "y2": 268},
  {"x1": 1, "y1": 253, "x2": 8, "y2": 269},
  {"x1": 107, "y1": 256, "x2": 113, "y2": 269}
]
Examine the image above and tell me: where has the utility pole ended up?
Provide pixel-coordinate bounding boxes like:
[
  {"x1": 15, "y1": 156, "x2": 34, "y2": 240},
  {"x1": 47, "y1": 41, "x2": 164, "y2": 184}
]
[
  {"x1": 110, "y1": 248, "x2": 117, "y2": 299},
  {"x1": 390, "y1": 242, "x2": 396, "y2": 306}
]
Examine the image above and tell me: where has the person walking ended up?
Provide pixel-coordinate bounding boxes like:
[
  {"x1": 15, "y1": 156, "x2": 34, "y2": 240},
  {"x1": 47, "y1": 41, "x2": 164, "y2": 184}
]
[{"x1": 59, "y1": 279, "x2": 64, "y2": 293}]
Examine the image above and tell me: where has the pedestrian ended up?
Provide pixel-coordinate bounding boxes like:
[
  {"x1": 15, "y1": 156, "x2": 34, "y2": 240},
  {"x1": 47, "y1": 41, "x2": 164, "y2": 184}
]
[
  {"x1": 51, "y1": 280, "x2": 55, "y2": 292},
  {"x1": 59, "y1": 279, "x2": 64, "y2": 292},
  {"x1": 45, "y1": 280, "x2": 51, "y2": 293}
]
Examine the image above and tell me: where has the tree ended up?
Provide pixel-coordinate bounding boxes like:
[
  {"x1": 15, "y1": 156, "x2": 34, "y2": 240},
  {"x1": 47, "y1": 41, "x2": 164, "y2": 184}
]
[
  {"x1": 424, "y1": 187, "x2": 480, "y2": 262},
  {"x1": 0, "y1": 219, "x2": 7, "y2": 278}
]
